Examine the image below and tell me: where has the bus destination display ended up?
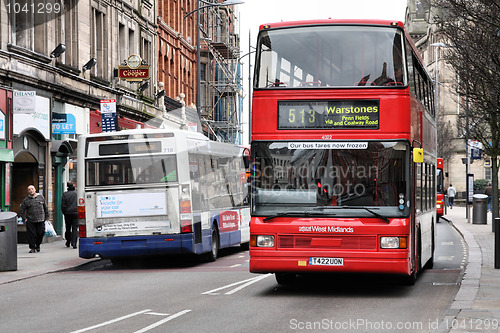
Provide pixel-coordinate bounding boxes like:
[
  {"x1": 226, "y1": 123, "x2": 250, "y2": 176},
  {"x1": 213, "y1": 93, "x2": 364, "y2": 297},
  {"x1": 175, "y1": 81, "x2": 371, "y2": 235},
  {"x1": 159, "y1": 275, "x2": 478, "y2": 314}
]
[{"x1": 278, "y1": 100, "x2": 379, "y2": 130}]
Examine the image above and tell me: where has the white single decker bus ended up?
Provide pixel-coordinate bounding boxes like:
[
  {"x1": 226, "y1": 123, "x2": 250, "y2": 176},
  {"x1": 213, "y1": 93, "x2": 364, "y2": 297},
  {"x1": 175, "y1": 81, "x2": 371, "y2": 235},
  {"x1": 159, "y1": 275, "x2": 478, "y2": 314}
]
[{"x1": 77, "y1": 128, "x2": 250, "y2": 262}]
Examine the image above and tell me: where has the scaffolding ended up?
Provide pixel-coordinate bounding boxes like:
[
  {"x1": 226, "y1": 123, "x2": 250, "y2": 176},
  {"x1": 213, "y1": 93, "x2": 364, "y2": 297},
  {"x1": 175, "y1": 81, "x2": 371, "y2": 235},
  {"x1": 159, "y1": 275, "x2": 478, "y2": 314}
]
[{"x1": 199, "y1": 2, "x2": 242, "y2": 144}]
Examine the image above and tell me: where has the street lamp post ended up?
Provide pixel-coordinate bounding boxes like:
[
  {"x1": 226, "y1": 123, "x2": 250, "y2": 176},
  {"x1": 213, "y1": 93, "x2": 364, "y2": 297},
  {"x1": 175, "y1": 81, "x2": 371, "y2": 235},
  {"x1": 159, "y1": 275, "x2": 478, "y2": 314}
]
[
  {"x1": 184, "y1": 0, "x2": 244, "y2": 127},
  {"x1": 431, "y1": 43, "x2": 447, "y2": 115},
  {"x1": 237, "y1": 40, "x2": 256, "y2": 145},
  {"x1": 431, "y1": 43, "x2": 460, "y2": 213}
]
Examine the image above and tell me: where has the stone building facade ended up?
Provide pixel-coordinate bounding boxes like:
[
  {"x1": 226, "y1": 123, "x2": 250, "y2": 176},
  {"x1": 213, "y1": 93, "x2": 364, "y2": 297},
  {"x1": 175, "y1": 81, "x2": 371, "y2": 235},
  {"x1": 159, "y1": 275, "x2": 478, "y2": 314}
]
[
  {"x1": 0, "y1": 0, "x2": 243, "y2": 239},
  {"x1": 0, "y1": 0, "x2": 160, "y2": 235},
  {"x1": 405, "y1": 0, "x2": 490, "y2": 200}
]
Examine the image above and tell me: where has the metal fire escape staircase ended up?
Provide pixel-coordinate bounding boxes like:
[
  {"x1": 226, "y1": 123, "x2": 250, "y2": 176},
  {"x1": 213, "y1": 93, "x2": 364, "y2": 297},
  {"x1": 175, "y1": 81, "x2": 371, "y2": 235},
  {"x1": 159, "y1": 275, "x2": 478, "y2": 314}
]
[{"x1": 199, "y1": 5, "x2": 241, "y2": 143}]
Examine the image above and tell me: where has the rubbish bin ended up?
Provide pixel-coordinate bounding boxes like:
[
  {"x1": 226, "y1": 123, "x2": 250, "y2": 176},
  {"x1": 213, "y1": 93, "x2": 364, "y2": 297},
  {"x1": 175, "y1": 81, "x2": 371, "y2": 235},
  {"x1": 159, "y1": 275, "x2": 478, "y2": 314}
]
[
  {"x1": 0, "y1": 212, "x2": 18, "y2": 271},
  {"x1": 472, "y1": 194, "x2": 488, "y2": 225}
]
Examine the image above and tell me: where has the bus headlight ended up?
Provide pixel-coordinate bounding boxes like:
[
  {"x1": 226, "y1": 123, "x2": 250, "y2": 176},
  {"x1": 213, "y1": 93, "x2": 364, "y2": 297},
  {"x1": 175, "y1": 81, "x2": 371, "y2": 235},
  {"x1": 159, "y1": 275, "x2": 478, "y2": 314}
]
[
  {"x1": 380, "y1": 236, "x2": 407, "y2": 249},
  {"x1": 250, "y1": 235, "x2": 275, "y2": 247}
]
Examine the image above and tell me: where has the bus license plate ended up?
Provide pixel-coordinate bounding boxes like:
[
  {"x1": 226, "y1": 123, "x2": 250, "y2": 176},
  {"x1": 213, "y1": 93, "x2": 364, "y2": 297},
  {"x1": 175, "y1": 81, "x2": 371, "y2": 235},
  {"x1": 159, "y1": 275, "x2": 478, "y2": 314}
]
[{"x1": 309, "y1": 257, "x2": 344, "y2": 266}]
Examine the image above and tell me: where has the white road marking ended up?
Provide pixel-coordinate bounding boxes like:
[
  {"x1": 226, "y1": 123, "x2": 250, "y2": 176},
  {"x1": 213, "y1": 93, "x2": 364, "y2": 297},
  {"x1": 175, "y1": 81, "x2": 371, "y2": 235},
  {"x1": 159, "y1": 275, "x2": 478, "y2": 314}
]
[
  {"x1": 133, "y1": 310, "x2": 191, "y2": 333},
  {"x1": 437, "y1": 256, "x2": 454, "y2": 261},
  {"x1": 225, "y1": 274, "x2": 270, "y2": 295},
  {"x1": 230, "y1": 263, "x2": 242, "y2": 268},
  {"x1": 145, "y1": 312, "x2": 170, "y2": 316},
  {"x1": 202, "y1": 274, "x2": 271, "y2": 295},
  {"x1": 71, "y1": 309, "x2": 152, "y2": 333},
  {"x1": 441, "y1": 241, "x2": 454, "y2": 246}
]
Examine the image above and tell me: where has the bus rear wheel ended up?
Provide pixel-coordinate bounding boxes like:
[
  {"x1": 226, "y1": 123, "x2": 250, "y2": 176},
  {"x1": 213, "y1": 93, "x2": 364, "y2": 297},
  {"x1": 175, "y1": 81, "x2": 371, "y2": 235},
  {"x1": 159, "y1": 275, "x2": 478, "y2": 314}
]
[{"x1": 204, "y1": 226, "x2": 219, "y2": 262}]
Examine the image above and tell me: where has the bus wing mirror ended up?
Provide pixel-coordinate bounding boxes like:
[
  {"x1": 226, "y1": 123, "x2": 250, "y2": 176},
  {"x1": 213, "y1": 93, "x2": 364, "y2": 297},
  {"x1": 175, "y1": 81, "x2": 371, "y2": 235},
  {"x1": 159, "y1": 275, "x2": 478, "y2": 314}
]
[
  {"x1": 243, "y1": 155, "x2": 250, "y2": 169},
  {"x1": 413, "y1": 148, "x2": 423, "y2": 163}
]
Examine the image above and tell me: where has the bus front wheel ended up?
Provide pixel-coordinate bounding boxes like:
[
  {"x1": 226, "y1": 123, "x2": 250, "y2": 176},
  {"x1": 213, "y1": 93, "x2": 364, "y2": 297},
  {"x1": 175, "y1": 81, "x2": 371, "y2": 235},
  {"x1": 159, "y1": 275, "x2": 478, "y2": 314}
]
[{"x1": 275, "y1": 273, "x2": 296, "y2": 285}]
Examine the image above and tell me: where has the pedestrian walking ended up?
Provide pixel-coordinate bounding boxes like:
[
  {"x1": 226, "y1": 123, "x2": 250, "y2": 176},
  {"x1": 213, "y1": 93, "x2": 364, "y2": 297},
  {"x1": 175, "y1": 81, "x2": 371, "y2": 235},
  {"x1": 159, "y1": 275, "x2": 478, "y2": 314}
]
[
  {"x1": 485, "y1": 182, "x2": 492, "y2": 212},
  {"x1": 61, "y1": 181, "x2": 78, "y2": 249},
  {"x1": 447, "y1": 184, "x2": 457, "y2": 209},
  {"x1": 20, "y1": 185, "x2": 49, "y2": 253}
]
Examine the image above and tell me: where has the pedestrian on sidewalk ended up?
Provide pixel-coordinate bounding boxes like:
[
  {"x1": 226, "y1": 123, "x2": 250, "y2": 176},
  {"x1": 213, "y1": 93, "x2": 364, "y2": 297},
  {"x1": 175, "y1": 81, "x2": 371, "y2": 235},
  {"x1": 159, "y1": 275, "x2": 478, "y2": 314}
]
[
  {"x1": 61, "y1": 181, "x2": 78, "y2": 249},
  {"x1": 20, "y1": 185, "x2": 49, "y2": 253},
  {"x1": 447, "y1": 184, "x2": 456, "y2": 209},
  {"x1": 485, "y1": 182, "x2": 492, "y2": 212}
]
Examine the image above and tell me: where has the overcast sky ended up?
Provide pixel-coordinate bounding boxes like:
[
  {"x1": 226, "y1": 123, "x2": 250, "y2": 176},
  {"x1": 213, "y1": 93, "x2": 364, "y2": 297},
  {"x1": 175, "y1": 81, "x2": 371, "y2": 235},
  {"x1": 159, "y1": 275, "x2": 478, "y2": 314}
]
[{"x1": 236, "y1": 0, "x2": 408, "y2": 145}]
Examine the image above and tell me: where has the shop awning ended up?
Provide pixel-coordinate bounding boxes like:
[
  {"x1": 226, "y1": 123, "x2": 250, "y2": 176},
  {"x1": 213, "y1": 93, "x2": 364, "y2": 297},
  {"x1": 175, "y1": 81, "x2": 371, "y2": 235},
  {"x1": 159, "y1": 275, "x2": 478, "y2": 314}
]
[
  {"x1": 0, "y1": 149, "x2": 14, "y2": 162},
  {"x1": 50, "y1": 140, "x2": 74, "y2": 156}
]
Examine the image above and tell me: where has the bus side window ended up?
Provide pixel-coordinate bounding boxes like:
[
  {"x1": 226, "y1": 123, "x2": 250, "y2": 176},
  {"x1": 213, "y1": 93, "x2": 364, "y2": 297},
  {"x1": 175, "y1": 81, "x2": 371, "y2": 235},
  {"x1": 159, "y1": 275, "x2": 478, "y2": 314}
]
[
  {"x1": 189, "y1": 154, "x2": 202, "y2": 212},
  {"x1": 200, "y1": 155, "x2": 210, "y2": 211}
]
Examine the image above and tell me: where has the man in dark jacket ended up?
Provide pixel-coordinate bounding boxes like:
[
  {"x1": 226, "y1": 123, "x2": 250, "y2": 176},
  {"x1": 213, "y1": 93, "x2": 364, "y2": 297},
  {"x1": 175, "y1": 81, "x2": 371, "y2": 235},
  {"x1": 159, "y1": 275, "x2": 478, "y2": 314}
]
[
  {"x1": 20, "y1": 185, "x2": 49, "y2": 253},
  {"x1": 61, "y1": 181, "x2": 78, "y2": 249}
]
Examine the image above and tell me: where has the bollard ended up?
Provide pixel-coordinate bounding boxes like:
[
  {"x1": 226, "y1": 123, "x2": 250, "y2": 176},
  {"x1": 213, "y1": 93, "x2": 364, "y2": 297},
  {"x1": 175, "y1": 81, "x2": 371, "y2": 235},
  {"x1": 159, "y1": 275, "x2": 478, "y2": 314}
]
[
  {"x1": 496, "y1": 218, "x2": 500, "y2": 269},
  {"x1": 0, "y1": 212, "x2": 18, "y2": 271},
  {"x1": 472, "y1": 194, "x2": 488, "y2": 224}
]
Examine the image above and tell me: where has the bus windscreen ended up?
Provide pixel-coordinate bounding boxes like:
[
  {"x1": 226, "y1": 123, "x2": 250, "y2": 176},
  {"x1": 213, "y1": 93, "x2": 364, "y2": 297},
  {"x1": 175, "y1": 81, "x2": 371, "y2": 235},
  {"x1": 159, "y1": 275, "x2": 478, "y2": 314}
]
[
  {"x1": 86, "y1": 155, "x2": 178, "y2": 186},
  {"x1": 255, "y1": 26, "x2": 405, "y2": 88},
  {"x1": 251, "y1": 141, "x2": 409, "y2": 218}
]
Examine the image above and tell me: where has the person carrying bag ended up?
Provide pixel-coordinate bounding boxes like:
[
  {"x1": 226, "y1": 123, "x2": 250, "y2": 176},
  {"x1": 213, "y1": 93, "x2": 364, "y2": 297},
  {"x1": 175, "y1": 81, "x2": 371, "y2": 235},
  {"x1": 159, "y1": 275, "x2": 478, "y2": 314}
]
[{"x1": 20, "y1": 185, "x2": 49, "y2": 253}]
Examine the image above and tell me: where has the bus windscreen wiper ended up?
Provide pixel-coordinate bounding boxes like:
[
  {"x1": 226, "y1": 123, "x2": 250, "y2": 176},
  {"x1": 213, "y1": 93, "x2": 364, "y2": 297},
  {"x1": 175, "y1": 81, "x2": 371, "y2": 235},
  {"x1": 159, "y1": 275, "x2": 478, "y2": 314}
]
[
  {"x1": 314, "y1": 206, "x2": 390, "y2": 223},
  {"x1": 263, "y1": 211, "x2": 336, "y2": 222},
  {"x1": 360, "y1": 207, "x2": 390, "y2": 222}
]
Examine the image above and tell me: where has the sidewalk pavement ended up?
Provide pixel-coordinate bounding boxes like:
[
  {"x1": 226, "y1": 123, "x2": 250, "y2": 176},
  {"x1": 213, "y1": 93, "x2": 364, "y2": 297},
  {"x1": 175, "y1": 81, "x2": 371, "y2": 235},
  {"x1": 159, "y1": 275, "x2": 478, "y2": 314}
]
[
  {"x1": 0, "y1": 236, "x2": 97, "y2": 285},
  {"x1": 439, "y1": 206, "x2": 500, "y2": 332}
]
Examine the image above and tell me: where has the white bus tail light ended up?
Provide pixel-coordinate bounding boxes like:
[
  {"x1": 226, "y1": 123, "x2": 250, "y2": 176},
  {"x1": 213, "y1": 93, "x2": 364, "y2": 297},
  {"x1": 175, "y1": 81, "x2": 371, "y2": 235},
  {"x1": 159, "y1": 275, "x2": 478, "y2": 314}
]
[
  {"x1": 436, "y1": 199, "x2": 444, "y2": 209},
  {"x1": 180, "y1": 184, "x2": 190, "y2": 200},
  {"x1": 180, "y1": 185, "x2": 192, "y2": 233}
]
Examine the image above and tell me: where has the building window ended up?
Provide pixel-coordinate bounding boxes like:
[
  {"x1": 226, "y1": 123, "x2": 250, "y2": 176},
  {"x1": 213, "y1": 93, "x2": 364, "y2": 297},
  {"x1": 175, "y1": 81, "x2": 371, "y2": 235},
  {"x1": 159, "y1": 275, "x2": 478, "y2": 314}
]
[
  {"x1": 141, "y1": 36, "x2": 152, "y2": 66},
  {"x1": 10, "y1": 0, "x2": 48, "y2": 53},
  {"x1": 201, "y1": 63, "x2": 206, "y2": 81},
  {"x1": 119, "y1": 23, "x2": 127, "y2": 64},
  {"x1": 91, "y1": 7, "x2": 107, "y2": 78},
  {"x1": 54, "y1": 0, "x2": 78, "y2": 67},
  {"x1": 485, "y1": 159, "x2": 492, "y2": 181},
  {"x1": 129, "y1": 28, "x2": 136, "y2": 55},
  {"x1": 141, "y1": 36, "x2": 152, "y2": 95}
]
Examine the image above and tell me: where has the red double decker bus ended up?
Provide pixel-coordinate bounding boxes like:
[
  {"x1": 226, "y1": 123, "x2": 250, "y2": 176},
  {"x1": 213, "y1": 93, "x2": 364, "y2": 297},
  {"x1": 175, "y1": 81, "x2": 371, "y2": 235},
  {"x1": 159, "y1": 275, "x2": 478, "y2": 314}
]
[
  {"x1": 436, "y1": 158, "x2": 445, "y2": 220},
  {"x1": 249, "y1": 19, "x2": 437, "y2": 285}
]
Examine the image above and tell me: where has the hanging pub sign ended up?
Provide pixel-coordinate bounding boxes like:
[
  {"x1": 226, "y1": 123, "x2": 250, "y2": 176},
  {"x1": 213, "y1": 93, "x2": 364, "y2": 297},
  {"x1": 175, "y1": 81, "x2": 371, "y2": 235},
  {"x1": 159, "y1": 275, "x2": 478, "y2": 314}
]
[{"x1": 117, "y1": 54, "x2": 150, "y2": 82}]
